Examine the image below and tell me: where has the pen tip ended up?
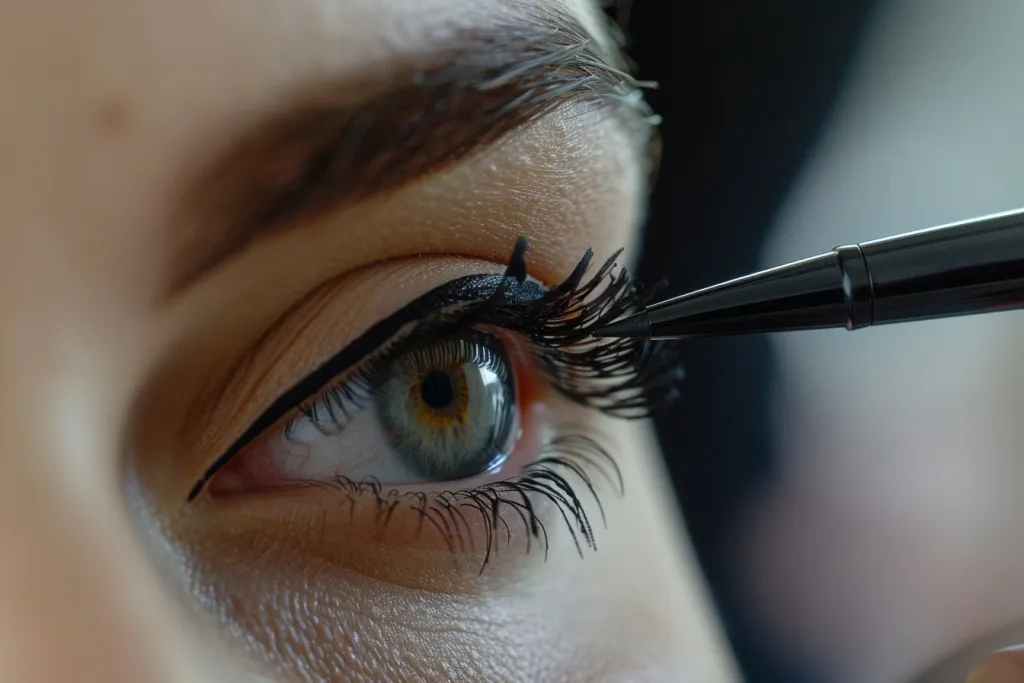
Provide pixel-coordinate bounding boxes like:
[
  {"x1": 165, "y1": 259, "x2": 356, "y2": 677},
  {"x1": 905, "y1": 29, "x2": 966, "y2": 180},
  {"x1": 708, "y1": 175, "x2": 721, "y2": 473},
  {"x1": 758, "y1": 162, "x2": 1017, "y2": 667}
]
[{"x1": 592, "y1": 313, "x2": 650, "y2": 338}]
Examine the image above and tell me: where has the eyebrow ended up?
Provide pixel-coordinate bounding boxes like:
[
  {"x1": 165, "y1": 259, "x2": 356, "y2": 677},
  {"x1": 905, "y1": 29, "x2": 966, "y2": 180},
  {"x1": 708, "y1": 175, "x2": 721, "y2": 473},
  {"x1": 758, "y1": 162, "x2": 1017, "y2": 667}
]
[{"x1": 169, "y1": 9, "x2": 655, "y2": 296}]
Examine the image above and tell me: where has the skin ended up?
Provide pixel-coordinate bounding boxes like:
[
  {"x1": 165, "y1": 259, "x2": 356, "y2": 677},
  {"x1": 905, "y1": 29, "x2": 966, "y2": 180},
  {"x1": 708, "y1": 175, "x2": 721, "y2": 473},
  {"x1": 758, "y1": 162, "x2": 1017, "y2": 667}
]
[
  {"x1": 0, "y1": 0, "x2": 741, "y2": 681},
  {"x1": 969, "y1": 650, "x2": 1024, "y2": 683}
]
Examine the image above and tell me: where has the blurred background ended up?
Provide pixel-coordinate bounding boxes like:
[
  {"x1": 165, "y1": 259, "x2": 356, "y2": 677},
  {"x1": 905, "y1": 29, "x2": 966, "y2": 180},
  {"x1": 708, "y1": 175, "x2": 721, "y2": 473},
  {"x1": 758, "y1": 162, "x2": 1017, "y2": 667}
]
[{"x1": 616, "y1": 1, "x2": 1024, "y2": 682}]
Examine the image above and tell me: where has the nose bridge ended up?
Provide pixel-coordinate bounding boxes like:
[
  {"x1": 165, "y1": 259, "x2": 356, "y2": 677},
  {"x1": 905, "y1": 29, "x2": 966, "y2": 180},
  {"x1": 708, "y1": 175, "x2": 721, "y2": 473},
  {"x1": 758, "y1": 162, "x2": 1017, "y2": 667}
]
[{"x1": 0, "y1": 333, "x2": 202, "y2": 683}]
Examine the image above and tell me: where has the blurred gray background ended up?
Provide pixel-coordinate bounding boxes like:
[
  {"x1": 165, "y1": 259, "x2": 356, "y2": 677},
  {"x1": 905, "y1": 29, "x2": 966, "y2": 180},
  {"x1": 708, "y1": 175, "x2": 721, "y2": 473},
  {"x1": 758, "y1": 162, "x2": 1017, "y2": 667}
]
[{"x1": 624, "y1": 1, "x2": 1024, "y2": 681}]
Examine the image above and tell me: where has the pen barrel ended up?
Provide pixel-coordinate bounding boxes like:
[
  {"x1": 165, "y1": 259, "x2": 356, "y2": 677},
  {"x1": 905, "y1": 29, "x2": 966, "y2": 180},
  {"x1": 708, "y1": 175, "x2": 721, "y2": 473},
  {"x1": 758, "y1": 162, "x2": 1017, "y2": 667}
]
[
  {"x1": 643, "y1": 208, "x2": 1024, "y2": 340},
  {"x1": 860, "y1": 209, "x2": 1024, "y2": 325},
  {"x1": 645, "y1": 251, "x2": 865, "y2": 339}
]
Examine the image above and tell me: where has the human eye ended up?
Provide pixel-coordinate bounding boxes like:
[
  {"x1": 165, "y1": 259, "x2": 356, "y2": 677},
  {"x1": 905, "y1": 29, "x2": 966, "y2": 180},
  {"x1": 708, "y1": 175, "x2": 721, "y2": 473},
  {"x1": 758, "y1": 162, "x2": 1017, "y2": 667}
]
[
  {"x1": 224, "y1": 327, "x2": 522, "y2": 492},
  {"x1": 180, "y1": 239, "x2": 681, "y2": 571}
]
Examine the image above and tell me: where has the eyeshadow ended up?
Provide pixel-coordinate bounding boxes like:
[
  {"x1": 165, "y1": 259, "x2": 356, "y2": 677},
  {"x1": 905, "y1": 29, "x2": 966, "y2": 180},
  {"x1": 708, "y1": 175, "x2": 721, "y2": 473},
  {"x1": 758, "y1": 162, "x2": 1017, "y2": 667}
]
[{"x1": 187, "y1": 239, "x2": 541, "y2": 501}]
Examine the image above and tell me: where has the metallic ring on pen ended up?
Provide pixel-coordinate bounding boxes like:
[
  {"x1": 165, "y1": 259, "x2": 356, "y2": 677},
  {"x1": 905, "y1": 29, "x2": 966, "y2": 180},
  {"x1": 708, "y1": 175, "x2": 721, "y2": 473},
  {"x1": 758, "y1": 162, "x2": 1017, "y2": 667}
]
[{"x1": 834, "y1": 244, "x2": 874, "y2": 330}]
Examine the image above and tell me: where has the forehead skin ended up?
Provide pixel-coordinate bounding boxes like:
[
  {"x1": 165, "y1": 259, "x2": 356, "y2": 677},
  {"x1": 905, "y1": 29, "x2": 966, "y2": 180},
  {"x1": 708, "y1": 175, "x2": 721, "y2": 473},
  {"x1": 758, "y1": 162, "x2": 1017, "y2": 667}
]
[
  {"x1": 0, "y1": 0, "x2": 737, "y2": 682},
  {"x1": 0, "y1": 0, "x2": 630, "y2": 305}
]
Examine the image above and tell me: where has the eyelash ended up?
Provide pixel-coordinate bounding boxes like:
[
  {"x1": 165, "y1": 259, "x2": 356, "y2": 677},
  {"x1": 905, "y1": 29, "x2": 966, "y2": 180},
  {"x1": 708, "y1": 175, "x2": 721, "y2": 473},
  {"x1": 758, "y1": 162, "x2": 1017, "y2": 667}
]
[
  {"x1": 307, "y1": 433, "x2": 623, "y2": 571},
  {"x1": 192, "y1": 239, "x2": 683, "y2": 568},
  {"x1": 289, "y1": 240, "x2": 682, "y2": 436}
]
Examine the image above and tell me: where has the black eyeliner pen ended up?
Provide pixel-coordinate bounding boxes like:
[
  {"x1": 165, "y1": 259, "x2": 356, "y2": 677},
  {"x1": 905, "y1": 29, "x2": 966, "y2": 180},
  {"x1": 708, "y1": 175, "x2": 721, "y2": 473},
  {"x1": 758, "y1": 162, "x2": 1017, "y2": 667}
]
[{"x1": 594, "y1": 208, "x2": 1024, "y2": 340}]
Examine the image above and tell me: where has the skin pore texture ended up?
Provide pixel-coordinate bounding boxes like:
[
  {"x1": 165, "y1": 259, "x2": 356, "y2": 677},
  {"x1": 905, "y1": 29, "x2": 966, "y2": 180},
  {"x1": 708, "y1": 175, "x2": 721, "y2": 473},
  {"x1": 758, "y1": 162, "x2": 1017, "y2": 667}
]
[{"x1": 0, "y1": 0, "x2": 739, "y2": 681}]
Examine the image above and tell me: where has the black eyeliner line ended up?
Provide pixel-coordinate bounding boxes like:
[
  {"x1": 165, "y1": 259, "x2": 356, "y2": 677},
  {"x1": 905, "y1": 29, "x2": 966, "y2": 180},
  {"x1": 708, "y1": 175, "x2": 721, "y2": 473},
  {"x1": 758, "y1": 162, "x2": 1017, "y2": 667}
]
[{"x1": 187, "y1": 240, "x2": 540, "y2": 501}]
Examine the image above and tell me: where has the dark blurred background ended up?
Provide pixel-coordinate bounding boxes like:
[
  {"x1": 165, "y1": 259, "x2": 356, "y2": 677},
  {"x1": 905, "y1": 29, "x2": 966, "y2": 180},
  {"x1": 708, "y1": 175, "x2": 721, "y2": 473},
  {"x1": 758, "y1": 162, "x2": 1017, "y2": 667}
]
[{"x1": 615, "y1": 2, "x2": 878, "y2": 681}]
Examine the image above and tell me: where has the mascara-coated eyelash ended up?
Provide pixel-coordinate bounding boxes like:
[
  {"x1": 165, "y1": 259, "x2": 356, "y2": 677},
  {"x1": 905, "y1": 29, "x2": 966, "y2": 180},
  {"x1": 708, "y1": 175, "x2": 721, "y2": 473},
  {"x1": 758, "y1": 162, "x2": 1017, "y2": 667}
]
[
  {"x1": 187, "y1": 238, "x2": 683, "y2": 501},
  {"x1": 306, "y1": 432, "x2": 623, "y2": 571}
]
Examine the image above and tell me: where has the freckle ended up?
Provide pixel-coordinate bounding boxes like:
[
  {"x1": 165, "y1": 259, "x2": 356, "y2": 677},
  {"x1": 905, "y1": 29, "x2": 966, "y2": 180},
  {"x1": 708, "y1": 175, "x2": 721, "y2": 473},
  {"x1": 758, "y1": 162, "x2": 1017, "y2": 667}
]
[{"x1": 93, "y1": 99, "x2": 132, "y2": 135}]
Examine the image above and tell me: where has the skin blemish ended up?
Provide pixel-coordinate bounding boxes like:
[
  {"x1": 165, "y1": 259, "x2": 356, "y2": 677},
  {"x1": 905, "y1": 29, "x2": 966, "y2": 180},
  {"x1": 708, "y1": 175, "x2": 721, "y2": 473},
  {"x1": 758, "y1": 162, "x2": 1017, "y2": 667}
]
[{"x1": 93, "y1": 98, "x2": 132, "y2": 136}]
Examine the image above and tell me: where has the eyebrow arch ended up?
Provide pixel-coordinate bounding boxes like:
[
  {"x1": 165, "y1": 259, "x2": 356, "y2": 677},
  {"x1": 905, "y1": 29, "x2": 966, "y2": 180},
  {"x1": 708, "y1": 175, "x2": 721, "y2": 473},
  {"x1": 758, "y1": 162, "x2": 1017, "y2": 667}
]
[{"x1": 169, "y1": 10, "x2": 654, "y2": 297}]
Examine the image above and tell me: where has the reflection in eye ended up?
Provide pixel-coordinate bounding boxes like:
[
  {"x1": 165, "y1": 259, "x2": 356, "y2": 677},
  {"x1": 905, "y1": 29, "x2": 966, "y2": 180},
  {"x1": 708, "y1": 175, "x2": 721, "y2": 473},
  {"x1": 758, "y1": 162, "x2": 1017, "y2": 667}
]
[
  {"x1": 190, "y1": 240, "x2": 684, "y2": 564},
  {"x1": 369, "y1": 330, "x2": 516, "y2": 481},
  {"x1": 220, "y1": 330, "x2": 519, "y2": 491}
]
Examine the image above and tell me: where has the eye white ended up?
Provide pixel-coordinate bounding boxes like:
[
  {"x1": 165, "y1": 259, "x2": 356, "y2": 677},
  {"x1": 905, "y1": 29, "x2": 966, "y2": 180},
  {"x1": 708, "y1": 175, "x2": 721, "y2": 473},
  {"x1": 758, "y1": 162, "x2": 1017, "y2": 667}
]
[{"x1": 259, "y1": 333, "x2": 517, "y2": 486}]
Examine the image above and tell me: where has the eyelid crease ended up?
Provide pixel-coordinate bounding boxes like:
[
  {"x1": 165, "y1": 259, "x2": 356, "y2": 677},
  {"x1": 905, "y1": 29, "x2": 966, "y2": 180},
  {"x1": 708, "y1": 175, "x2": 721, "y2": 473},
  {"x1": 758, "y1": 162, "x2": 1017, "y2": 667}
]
[{"x1": 187, "y1": 239, "x2": 684, "y2": 502}]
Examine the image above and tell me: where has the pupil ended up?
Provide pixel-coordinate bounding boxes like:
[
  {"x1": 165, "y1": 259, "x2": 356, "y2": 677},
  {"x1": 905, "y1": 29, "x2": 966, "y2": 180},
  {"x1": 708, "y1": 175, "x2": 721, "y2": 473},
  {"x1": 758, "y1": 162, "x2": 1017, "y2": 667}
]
[{"x1": 419, "y1": 371, "x2": 456, "y2": 409}]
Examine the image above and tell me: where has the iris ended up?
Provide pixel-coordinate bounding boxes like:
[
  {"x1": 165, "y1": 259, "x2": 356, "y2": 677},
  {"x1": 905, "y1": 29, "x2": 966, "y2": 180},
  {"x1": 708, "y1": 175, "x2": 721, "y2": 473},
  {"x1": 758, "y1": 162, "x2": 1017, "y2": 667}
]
[{"x1": 375, "y1": 331, "x2": 516, "y2": 481}]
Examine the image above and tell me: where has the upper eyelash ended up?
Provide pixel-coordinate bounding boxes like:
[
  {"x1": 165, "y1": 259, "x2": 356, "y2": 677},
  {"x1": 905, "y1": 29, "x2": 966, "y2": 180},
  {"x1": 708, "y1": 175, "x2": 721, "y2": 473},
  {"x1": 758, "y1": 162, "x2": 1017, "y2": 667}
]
[
  {"x1": 475, "y1": 238, "x2": 684, "y2": 417},
  {"x1": 187, "y1": 238, "x2": 683, "y2": 501},
  {"x1": 300, "y1": 237, "x2": 683, "y2": 428}
]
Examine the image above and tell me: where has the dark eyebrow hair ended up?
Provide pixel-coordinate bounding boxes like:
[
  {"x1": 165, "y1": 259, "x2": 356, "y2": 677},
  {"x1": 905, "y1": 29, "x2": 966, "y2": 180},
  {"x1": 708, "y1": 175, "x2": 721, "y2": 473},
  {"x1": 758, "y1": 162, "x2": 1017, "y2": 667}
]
[{"x1": 168, "y1": 9, "x2": 655, "y2": 296}]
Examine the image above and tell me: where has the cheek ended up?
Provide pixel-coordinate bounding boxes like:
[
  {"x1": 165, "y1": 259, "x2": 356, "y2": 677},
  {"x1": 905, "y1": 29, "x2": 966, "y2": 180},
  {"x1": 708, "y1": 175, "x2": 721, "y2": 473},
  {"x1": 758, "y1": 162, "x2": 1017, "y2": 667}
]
[
  {"x1": 160, "y1": 409, "x2": 703, "y2": 681},
  {"x1": 183, "y1": 485, "x2": 662, "y2": 683}
]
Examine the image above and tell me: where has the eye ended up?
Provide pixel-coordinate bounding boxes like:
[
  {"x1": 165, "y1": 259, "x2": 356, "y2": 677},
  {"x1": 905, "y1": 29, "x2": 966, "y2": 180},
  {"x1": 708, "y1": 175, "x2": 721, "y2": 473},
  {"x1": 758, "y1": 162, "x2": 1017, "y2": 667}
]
[
  {"x1": 211, "y1": 329, "x2": 522, "y2": 494},
  {"x1": 180, "y1": 243, "x2": 684, "y2": 570}
]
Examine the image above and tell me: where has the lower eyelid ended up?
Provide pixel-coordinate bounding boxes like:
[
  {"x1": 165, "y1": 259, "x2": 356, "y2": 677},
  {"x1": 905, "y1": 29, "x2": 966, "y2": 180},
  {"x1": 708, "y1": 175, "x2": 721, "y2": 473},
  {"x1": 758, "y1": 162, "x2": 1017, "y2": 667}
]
[{"x1": 179, "y1": 418, "x2": 621, "y2": 592}]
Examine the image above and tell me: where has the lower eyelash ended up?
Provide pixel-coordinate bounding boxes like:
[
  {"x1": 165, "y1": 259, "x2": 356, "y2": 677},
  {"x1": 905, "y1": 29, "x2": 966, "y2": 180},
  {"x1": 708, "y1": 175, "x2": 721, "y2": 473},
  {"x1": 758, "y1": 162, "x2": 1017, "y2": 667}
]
[{"x1": 298, "y1": 430, "x2": 621, "y2": 572}]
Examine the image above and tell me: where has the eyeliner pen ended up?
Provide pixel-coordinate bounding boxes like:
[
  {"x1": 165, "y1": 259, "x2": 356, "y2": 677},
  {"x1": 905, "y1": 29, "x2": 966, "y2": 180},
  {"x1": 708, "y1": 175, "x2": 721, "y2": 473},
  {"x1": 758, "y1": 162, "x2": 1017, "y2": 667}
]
[{"x1": 593, "y1": 208, "x2": 1024, "y2": 341}]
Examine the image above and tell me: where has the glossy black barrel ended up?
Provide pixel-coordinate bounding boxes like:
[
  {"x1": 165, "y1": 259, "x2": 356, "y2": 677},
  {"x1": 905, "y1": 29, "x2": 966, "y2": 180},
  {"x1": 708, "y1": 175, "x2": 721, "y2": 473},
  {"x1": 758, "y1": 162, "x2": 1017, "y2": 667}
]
[
  {"x1": 863, "y1": 209, "x2": 1024, "y2": 323},
  {"x1": 629, "y1": 208, "x2": 1024, "y2": 340}
]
